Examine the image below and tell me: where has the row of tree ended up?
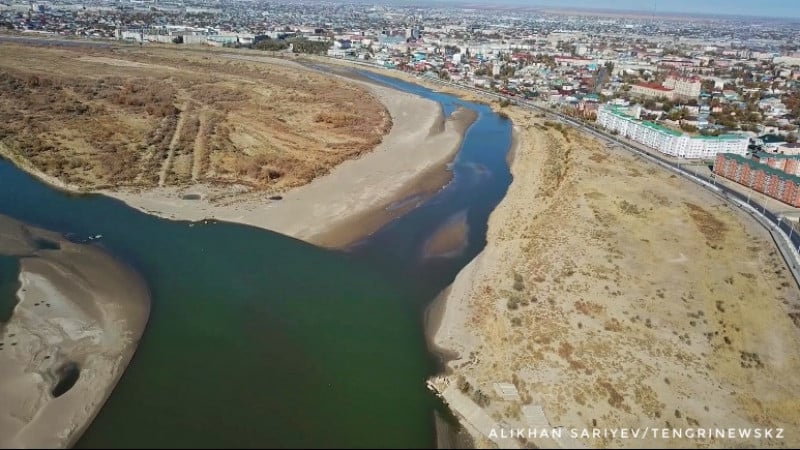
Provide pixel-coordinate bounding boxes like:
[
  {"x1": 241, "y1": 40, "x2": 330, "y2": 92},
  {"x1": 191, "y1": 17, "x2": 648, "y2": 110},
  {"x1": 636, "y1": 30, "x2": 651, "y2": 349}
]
[{"x1": 248, "y1": 37, "x2": 332, "y2": 55}]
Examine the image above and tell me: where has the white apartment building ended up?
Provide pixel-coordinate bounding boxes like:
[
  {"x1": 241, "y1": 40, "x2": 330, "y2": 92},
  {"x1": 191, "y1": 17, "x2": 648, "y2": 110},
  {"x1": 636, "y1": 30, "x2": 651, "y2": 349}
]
[
  {"x1": 663, "y1": 75, "x2": 702, "y2": 99},
  {"x1": 597, "y1": 106, "x2": 748, "y2": 159}
]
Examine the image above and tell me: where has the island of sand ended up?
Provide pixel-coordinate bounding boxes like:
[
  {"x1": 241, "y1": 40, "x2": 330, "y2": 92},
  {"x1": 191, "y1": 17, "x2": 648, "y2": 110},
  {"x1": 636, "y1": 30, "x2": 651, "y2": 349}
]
[
  {"x1": 0, "y1": 215, "x2": 150, "y2": 448},
  {"x1": 428, "y1": 106, "x2": 800, "y2": 448},
  {"x1": 0, "y1": 42, "x2": 476, "y2": 247}
]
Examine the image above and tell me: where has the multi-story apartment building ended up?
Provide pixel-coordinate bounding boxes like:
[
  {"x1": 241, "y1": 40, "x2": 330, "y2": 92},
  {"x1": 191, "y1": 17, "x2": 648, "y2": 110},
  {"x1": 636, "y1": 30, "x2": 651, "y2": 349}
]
[
  {"x1": 714, "y1": 153, "x2": 800, "y2": 207},
  {"x1": 597, "y1": 106, "x2": 749, "y2": 159},
  {"x1": 630, "y1": 82, "x2": 675, "y2": 100},
  {"x1": 753, "y1": 151, "x2": 800, "y2": 176},
  {"x1": 663, "y1": 75, "x2": 702, "y2": 99}
]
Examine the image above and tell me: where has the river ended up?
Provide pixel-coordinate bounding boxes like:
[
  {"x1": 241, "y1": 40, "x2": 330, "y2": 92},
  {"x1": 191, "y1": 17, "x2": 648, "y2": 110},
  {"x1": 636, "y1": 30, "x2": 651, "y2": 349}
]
[{"x1": 0, "y1": 72, "x2": 512, "y2": 448}]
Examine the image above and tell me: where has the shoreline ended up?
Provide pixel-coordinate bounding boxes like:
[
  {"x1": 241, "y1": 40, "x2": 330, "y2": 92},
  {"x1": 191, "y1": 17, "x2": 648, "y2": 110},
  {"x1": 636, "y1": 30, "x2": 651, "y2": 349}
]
[
  {"x1": 427, "y1": 105, "x2": 800, "y2": 448},
  {"x1": 0, "y1": 64, "x2": 478, "y2": 250},
  {"x1": 0, "y1": 52, "x2": 479, "y2": 250},
  {"x1": 424, "y1": 124, "x2": 522, "y2": 449},
  {"x1": 426, "y1": 121, "x2": 521, "y2": 362},
  {"x1": 100, "y1": 79, "x2": 477, "y2": 248},
  {"x1": 0, "y1": 215, "x2": 151, "y2": 448}
]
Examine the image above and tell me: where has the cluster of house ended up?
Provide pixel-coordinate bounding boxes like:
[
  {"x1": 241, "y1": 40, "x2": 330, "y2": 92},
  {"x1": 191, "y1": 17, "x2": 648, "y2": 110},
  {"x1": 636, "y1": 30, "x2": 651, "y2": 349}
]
[{"x1": 714, "y1": 152, "x2": 800, "y2": 207}]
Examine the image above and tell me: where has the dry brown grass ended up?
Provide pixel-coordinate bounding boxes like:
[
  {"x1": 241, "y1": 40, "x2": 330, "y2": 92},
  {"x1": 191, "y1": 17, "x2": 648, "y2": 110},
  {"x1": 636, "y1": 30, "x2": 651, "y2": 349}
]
[
  {"x1": 440, "y1": 107, "x2": 800, "y2": 448},
  {"x1": 0, "y1": 43, "x2": 390, "y2": 193},
  {"x1": 684, "y1": 202, "x2": 728, "y2": 247}
]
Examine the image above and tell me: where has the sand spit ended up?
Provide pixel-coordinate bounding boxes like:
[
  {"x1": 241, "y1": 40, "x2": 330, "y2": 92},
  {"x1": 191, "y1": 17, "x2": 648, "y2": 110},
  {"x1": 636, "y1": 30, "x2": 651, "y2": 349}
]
[
  {"x1": 0, "y1": 215, "x2": 150, "y2": 448},
  {"x1": 429, "y1": 110, "x2": 800, "y2": 448},
  {"x1": 105, "y1": 84, "x2": 477, "y2": 248},
  {"x1": 423, "y1": 210, "x2": 470, "y2": 259},
  {"x1": 0, "y1": 44, "x2": 478, "y2": 249}
]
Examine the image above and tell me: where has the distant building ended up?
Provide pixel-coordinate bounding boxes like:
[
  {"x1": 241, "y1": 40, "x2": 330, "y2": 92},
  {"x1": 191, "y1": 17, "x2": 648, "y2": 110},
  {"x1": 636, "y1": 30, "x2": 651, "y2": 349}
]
[
  {"x1": 492, "y1": 63, "x2": 501, "y2": 77},
  {"x1": 631, "y1": 82, "x2": 675, "y2": 100},
  {"x1": 775, "y1": 143, "x2": 800, "y2": 155},
  {"x1": 663, "y1": 75, "x2": 701, "y2": 99},
  {"x1": 714, "y1": 153, "x2": 800, "y2": 207},
  {"x1": 597, "y1": 105, "x2": 749, "y2": 159}
]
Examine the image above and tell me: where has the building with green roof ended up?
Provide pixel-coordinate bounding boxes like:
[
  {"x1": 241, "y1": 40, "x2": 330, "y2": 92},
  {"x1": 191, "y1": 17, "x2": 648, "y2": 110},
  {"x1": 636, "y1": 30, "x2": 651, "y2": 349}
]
[{"x1": 597, "y1": 105, "x2": 749, "y2": 159}]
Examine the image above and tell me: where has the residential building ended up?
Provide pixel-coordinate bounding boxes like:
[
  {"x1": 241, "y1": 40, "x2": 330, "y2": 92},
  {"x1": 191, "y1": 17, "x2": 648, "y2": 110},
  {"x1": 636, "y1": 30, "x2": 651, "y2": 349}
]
[
  {"x1": 753, "y1": 151, "x2": 800, "y2": 176},
  {"x1": 714, "y1": 153, "x2": 800, "y2": 207},
  {"x1": 663, "y1": 75, "x2": 702, "y2": 99},
  {"x1": 597, "y1": 105, "x2": 749, "y2": 159},
  {"x1": 631, "y1": 82, "x2": 675, "y2": 100}
]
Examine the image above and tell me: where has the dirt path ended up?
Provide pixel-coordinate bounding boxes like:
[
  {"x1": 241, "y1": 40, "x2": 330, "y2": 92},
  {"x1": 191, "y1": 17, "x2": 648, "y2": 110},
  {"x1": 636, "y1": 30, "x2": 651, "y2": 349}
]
[
  {"x1": 191, "y1": 110, "x2": 209, "y2": 182},
  {"x1": 159, "y1": 101, "x2": 190, "y2": 187}
]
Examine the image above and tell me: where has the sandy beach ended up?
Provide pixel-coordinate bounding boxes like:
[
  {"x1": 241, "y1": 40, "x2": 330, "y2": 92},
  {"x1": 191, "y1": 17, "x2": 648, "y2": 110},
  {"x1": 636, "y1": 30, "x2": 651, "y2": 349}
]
[
  {"x1": 1, "y1": 44, "x2": 483, "y2": 249},
  {"x1": 429, "y1": 109, "x2": 800, "y2": 448},
  {"x1": 104, "y1": 75, "x2": 477, "y2": 248},
  {"x1": 0, "y1": 215, "x2": 150, "y2": 448}
]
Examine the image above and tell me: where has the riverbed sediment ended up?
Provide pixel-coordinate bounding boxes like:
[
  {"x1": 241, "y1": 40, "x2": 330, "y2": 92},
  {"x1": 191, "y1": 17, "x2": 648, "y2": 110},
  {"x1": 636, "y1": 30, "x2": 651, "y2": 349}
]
[{"x1": 0, "y1": 215, "x2": 150, "y2": 448}]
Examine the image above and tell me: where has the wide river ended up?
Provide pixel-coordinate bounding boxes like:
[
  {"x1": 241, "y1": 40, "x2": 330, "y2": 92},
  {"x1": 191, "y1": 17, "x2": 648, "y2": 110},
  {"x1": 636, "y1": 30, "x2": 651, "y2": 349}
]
[{"x1": 0, "y1": 72, "x2": 512, "y2": 447}]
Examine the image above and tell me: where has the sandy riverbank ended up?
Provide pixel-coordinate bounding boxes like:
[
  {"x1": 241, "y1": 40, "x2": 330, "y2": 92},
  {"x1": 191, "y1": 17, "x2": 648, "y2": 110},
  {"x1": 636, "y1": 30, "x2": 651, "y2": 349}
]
[
  {"x1": 302, "y1": 55, "x2": 492, "y2": 105},
  {"x1": 429, "y1": 109, "x2": 800, "y2": 448},
  {"x1": 0, "y1": 215, "x2": 150, "y2": 448},
  {"x1": 102, "y1": 66, "x2": 477, "y2": 248}
]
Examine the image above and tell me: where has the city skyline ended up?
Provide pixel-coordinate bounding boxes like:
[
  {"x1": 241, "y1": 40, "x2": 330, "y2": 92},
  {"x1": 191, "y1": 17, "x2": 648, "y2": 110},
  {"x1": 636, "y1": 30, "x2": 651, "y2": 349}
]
[{"x1": 440, "y1": 0, "x2": 800, "y2": 19}]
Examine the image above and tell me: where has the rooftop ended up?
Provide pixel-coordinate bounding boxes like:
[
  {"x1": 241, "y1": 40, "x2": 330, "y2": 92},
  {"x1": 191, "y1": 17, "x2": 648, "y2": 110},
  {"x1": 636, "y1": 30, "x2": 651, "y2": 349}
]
[
  {"x1": 754, "y1": 151, "x2": 800, "y2": 160},
  {"x1": 602, "y1": 106, "x2": 747, "y2": 141},
  {"x1": 640, "y1": 119, "x2": 682, "y2": 136},
  {"x1": 694, "y1": 133, "x2": 748, "y2": 140},
  {"x1": 634, "y1": 82, "x2": 673, "y2": 92},
  {"x1": 720, "y1": 153, "x2": 800, "y2": 186}
]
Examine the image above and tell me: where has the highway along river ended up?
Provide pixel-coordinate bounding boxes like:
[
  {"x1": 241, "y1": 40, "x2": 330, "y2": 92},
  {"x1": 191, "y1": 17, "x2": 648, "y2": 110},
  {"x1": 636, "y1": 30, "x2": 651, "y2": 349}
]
[{"x1": 0, "y1": 72, "x2": 512, "y2": 448}]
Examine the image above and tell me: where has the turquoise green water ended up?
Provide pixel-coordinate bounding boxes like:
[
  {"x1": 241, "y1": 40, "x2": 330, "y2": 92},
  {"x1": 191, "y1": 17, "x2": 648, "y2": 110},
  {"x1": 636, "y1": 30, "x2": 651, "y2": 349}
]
[{"x1": 0, "y1": 73, "x2": 512, "y2": 447}]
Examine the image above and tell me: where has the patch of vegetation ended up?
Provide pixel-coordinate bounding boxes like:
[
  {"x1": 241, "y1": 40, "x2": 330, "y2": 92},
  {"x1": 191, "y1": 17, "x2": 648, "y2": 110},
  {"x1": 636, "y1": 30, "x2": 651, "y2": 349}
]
[
  {"x1": 618, "y1": 200, "x2": 645, "y2": 216},
  {"x1": 684, "y1": 202, "x2": 728, "y2": 246},
  {"x1": 740, "y1": 351, "x2": 764, "y2": 369},
  {"x1": 471, "y1": 389, "x2": 492, "y2": 407}
]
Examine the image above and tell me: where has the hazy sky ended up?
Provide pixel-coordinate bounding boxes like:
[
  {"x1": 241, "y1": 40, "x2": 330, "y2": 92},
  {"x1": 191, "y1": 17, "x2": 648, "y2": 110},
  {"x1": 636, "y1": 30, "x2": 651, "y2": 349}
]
[{"x1": 449, "y1": 0, "x2": 800, "y2": 19}]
